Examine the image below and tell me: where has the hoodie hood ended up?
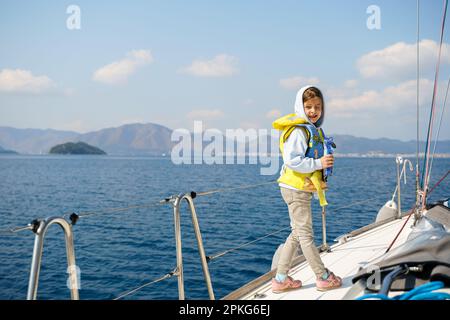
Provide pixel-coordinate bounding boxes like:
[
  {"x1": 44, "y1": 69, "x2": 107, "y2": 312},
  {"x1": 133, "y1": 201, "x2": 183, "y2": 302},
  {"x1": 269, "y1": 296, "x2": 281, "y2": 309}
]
[{"x1": 294, "y1": 85, "x2": 325, "y2": 128}]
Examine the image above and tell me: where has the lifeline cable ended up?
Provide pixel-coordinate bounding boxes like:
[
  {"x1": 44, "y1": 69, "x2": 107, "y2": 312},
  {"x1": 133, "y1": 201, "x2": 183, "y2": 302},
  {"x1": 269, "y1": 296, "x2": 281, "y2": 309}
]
[
  {"x1": 113, "y1": 267, "x2": 177, "y2": 300},
  {"x1": 206, "y1": 195, "x2": 382, "y2": 262}
]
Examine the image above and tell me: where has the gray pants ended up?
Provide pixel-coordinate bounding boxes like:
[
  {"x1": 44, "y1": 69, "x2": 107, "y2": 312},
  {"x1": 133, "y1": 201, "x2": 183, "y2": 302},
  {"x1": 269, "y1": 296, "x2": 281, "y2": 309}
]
[{"x1": 277, "y1": 187, "x2": 326, "y2": 278}]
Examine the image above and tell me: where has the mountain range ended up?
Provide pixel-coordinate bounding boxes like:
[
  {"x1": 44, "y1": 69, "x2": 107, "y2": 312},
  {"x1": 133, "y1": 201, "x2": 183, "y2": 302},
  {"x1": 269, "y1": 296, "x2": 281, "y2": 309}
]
[
  {"x1": 0, "y1": 123, "x2": 449, "y2": 156},
  {"x1": 0, "y1": 123, "x2": 172, "y2": 155}
]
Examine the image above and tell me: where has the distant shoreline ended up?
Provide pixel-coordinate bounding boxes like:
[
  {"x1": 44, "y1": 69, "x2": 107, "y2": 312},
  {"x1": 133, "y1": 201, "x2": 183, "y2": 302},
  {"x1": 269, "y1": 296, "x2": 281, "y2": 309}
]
[{"x1": 1, "y1": 153, "x2": 449, "y2": 159}]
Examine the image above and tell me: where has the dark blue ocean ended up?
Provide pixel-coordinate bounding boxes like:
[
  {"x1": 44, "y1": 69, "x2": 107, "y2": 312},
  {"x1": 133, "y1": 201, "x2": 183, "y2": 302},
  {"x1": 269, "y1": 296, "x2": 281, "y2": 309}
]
[{"x1": 0, "y1": 155, "x2": 448, "y2": 300}]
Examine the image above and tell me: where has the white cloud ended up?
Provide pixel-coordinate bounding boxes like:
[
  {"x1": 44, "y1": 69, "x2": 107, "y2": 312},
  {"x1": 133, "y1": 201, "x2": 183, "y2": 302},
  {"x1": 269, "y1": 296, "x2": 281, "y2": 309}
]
[
  {"x1": 344, "y1": 79, "x2": 358, "y2": 88},
  {"x1": 181, "y1": 54, "x2": 239, "y2": 77},
  {"x1": 187, "y1": 109, "x2": 225, "y2": 120},
  {"x1": 243, "y1": 98, "x2": 255, "y2": 105},
  {"x1": 119, "y1": 118, "x2": 147, "y2": 125},
  {"x1": 0, "y1": 69, "x2": 55, "y2": 94},
  {"x1": 266, "y1": 109, "x2": 282, "y2": 119},
  {"x1": 63, "y1": 88, "x2": 76, "y2": 96},
  {"x1": 324, "y1": 83, "x2": 359, "y2": 100},
  {"x1": 327, "y1": 78, "x2": 434, "y2": 116},
  {"x1": 279, "y1": 76, "x2": 320, "y2": 90},
  {"x1": 93, "y1": 49, "x2": 153, "y2": 85},
  {"x1": 239, "y1": 121, "x2": 261, "y2": 130},
  {"x1": 56, "y1": 120, "x2": 89, "y2": 133},
  {"x1": 357, "y1": 40, "x2": 450, "y2": 80}
]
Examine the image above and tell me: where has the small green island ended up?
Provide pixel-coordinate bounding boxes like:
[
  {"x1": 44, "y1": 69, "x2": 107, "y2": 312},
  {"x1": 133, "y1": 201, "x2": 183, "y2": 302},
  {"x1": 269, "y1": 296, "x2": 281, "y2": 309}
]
[
  {"x1": 0, "y1": 146, "x2": 18, "y2": 154},
  {"x1": 49, "y1": 142, "x2": 107, "y2": 155}
]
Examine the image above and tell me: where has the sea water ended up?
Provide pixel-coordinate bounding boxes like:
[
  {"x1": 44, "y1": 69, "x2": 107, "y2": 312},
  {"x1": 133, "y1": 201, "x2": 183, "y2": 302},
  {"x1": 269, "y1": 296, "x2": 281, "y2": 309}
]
[{"x1": 0, "y1": 155, "x2": 448, "y2": 299}]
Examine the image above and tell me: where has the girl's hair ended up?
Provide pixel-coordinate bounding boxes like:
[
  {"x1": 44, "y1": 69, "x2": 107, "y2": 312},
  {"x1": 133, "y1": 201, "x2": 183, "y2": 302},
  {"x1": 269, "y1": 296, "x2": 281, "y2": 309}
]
[{"x1": 302, "y1": 87, "x2": 323, "y2": 103}]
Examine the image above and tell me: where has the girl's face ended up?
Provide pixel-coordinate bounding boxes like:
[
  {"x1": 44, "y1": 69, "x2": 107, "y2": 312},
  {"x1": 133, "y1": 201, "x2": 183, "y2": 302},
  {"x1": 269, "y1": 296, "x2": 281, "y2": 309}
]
[{"x1": 303, "y1": 97, "x2": 323, "y2": 124}]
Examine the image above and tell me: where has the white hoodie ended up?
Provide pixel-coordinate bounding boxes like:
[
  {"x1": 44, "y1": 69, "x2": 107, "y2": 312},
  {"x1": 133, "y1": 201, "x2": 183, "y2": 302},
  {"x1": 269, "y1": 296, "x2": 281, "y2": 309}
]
[{"x1": 279, "y1": 85, "x2": 325, "y2": 191}]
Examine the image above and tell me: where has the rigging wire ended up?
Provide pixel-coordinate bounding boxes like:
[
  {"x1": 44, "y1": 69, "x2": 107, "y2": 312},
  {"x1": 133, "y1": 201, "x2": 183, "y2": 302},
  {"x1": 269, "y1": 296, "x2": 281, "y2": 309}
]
[
  {"x1": 421, "y1": 0, "x2": 448, "y2": 201},
  {"x1": 416, "y1": 0, "x2": 420, "y2": 170},
  {"x1": 427, "y1": 74, "x2": 450, "y2": 186},
  {"x1": 74, "y1": 199, "x2": 170, "y2": 219},
  {"x1": 196, "y1": 180, "x2": 277, "y2": 197},
  {"x1": 428, "y1": 170, "x2": 449, "y2": 195},
  {"x1": 416, "y1": 0, "x2": 421, "y2": 208},
  {"x1": 0, "y1": 198, "x2": 171, "y2": 235},
  {"x1": 385, "y1": 169, "x2": 449, "y2": 254},
  {"x1": 0, "y1": 181, "x2": 278, "y2": 234}
]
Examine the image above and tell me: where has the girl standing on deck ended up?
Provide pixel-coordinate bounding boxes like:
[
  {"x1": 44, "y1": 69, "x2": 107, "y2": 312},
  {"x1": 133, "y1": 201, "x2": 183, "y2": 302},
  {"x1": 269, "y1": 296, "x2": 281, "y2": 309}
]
[{"x1": 271, "y1": 86, "x2": 342, "y2": 293}]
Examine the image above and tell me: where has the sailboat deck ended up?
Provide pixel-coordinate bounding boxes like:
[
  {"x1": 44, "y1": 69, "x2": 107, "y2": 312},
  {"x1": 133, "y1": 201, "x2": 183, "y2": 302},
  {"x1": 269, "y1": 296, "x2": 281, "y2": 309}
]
[{"x1": 236, "y1": 215, "x2": 415, "y2": 300}]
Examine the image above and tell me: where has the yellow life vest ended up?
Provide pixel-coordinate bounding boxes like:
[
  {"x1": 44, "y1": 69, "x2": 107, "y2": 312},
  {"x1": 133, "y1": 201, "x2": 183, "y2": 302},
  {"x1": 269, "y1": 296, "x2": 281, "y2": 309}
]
[{"x1": 273, "y1": 113, "x2": 328, "y2": 207}]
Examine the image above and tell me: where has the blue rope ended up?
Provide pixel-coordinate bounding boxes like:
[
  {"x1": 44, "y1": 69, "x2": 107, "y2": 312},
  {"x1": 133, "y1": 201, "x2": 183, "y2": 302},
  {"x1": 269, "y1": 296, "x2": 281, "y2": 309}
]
[
  {"x1": 356, "y1": 281, "x2": 450, "y2": 300},
  {"x1": 397, "y1": 281, "x2": 443, "y2": 300}
]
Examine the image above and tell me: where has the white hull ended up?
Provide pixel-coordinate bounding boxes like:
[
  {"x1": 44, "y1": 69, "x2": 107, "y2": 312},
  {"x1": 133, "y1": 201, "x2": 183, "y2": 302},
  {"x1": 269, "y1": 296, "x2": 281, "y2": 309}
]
[{"x1": 224, "y1": 210, "x2": 449, "y2": 300}]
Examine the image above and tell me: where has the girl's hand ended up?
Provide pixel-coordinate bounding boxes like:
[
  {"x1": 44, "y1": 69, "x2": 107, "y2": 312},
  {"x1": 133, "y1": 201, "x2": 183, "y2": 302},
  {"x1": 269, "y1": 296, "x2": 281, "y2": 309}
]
[{"x1": 320, "y1": 155, "x2": 334, "y2": 169}]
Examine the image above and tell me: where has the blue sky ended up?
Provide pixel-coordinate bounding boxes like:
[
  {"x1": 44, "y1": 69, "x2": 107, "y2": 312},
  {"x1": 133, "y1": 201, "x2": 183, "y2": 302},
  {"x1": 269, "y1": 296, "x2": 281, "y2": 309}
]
[{"x1": 0, "y1": 0, "x2": 449, "y2": 141}]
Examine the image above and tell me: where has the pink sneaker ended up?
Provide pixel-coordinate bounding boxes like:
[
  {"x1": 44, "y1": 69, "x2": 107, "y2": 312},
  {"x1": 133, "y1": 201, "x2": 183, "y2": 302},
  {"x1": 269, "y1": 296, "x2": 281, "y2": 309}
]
[
  {"x1": 316, "y1": 270, "x2": 342, "y2": 291},
  {"x1": 271, "y1": 276, "x2": 302, "y2": 294}
]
